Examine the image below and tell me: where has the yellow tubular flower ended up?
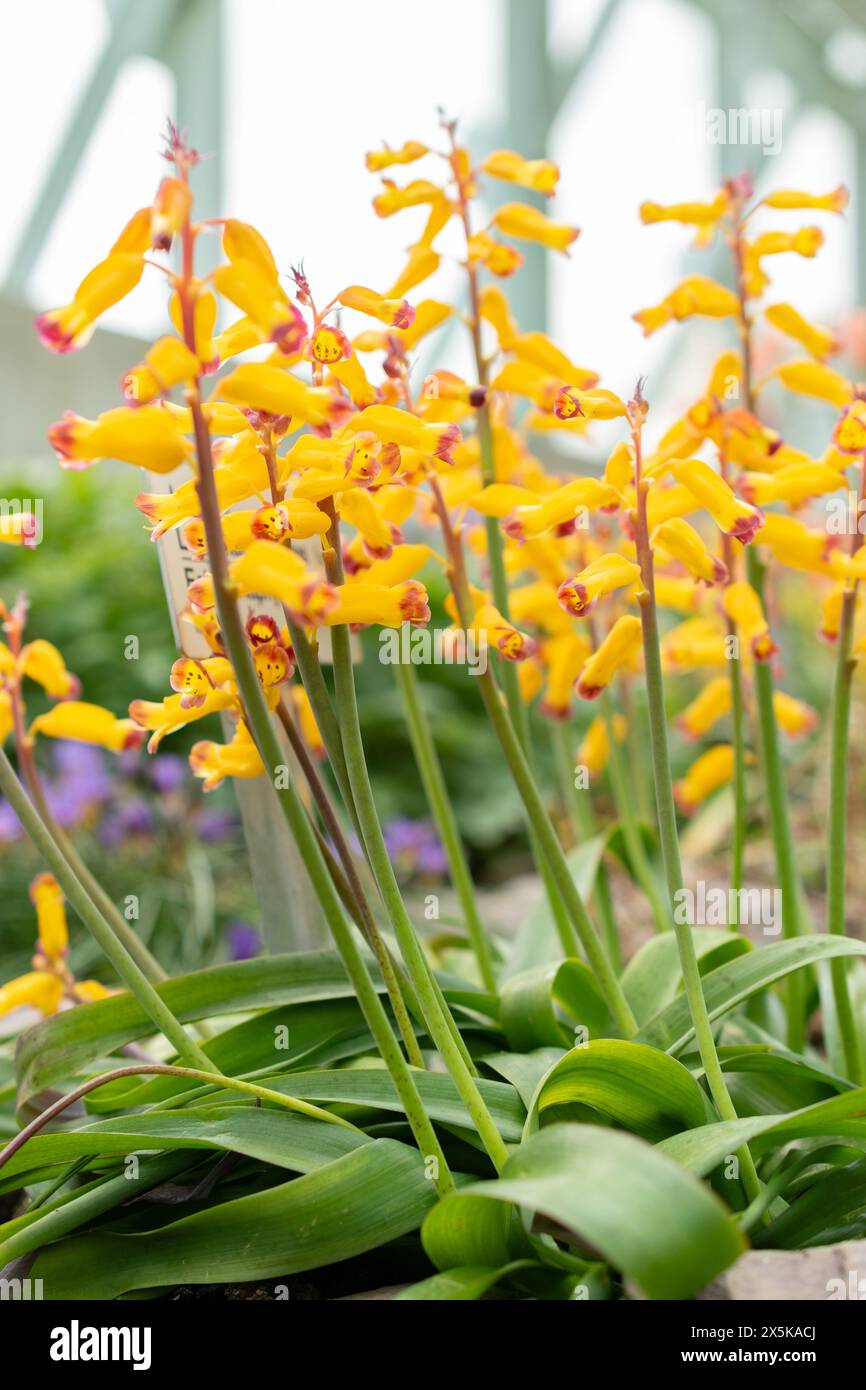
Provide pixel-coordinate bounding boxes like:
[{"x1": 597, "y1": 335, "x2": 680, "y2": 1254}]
[
  {"x1": 639, "y1": 195, "x2": 727, "y2": 226},
  {"x1": 654, "y1": 575, "x2": 701, "y2": 613},
  {"x1": 662, "y1": 617, "x2": 728, "y2": 670},
  {"x1": 347, "y1": 544, "x2": 433, "y2": 588},
  {"x1": 670, "y1": 457, "x2": 764, "y2": 543},
  {"x1": 373, "y1": 179, "x2": 445, "y2": 218},
  {"x1": 651, "y1": 518, "x2": 728, "y2": 585},
  {"x1": 490, "y1": 203, "x2": 579, "y2": 253},
  {"x1": 605, "y1": 441, "x2": 635, "y2": 492},
  {"x1": 757, "y1": 512, "x2": 835, "y2": 576},
  {"x1": 151, "y1": 176, "x2": 192, "y2": 251},
  {"x1": 773, "y1": 690, "x2": 819, "y2": 739},
  {"x1": 213, "y1": 260, "x2": 307, "y2": 350},
  {"x1": 219, "y1": 363, "x2": 352, "y2": 431},
  {"x1": 740, "y1": 462, "x2": 845, "y2": 508},
  {"x1": 386, "y1": 245, "x2": 440, "y2": 299},
  {"x1": 578, "y1": 713, "x2": 627, "y2": 778},
  {"x1": 29, "y1": 701, "x2": 146, "y2": 752},
  {"x1": 762, "y1": 187, "x2": 848, "y2": 212},
  {"x1": 190, "y1": 722, "x2": 264, "y2": 793},
  {"x1": 20, "y1": 640, "x2": 80, "y2": 698},
  {"x1": 770, "y1": 360, "x2": 853, "y2": 407},
  {"x1": 122, "y1": 335, "x2": 202, "y2": 404},
  {"x1": 291, "y1": 685, "x2": 324, "y2": 758},
  {"x1": 231, "y1": 542, "x2": 337, "y2": 624},
  {"x1": 35, "y1": 247, "x2": 147, "y2": 353},
  {"x1": 345, "y1": 406, "x2": 460, "y2": 464},
  {"x1": 337, "y1": 285, "x2": 414, "y2": 329},
  {"x1": 0, "y1": 690, "x2": 13, "y2": 744},
  {"x1": 479, "y1": 286, "x2": 518, "y2": 350},
  {"x1": 723, "y1": 581, "x2": 777, "y2": 662},
  {"x1": 764, "y1": 303, "x2": 838, "y2": 361},
  {"x1": 467, "y1": 232, "x2": 524, "y2": 277},
  {"x1": 554, "y1": 386, "x2": 628, "y2": 421},
  {"x1": 222, "y1": 219, "x2": 280, "y2": 276},
  {"x1": 646, "y1": 482, "x2": 699, "y2": 530},
  {"x1": 504, "y1": 478, "x2": 622, "y2": 541},
  {"x1": 481, "y1": 150, "x2": 560, "y2": 196},
  {"x1": 676, "y1": 676, "x2": 731, "y2": 739},
  {"x1": 509, "y1": 332, "x2": 598, "y2": 390},
  {"x1": 48, "y1": 406, "x2": 193, "y2": 474},
  {"x1": 0, "y1": 972, "x2": 65, "y2": 1020},
  {"x1": 833, "y1": 399, "x2": 866, "y2": 457},
  {"x1": 324, "y1": 581, "x2": 431, "y2": 629},
  {"x1": 576, "y1": 616, "x2": 642, "y2": 700},
  {"x1": 820, "y1": 584, "x2": 848, "y2": 643},
  {"x1": 0, "y1": 511, "x2": 40, "y2": 548},
  {"x1": 557, "y1": 554, "x2": 641, "y2": 616},
  {"x1": 633, "y1": 277, "x2": 740, "y2": 336},
  {"x1": 30, "y1": 873, "x2": 68, "y2": 965},
  {"x1": 469, "y1": 604, "x2": 536, "y2": 663},
  {"x1": 674, "y1": 745, "x2": 735, "y2": 814},
  {"x1": 540, "y1": 632, "x2": 592, "y2": 717},
  {"x1": 168, "y1": 287, "x2": 219, "y2": 371},
  {"x1": 366, "y1": 141, "x2": 429, "y2": 172},
  {"x1": 130, "y1": 688, "x2": 237, "y2": 753}
]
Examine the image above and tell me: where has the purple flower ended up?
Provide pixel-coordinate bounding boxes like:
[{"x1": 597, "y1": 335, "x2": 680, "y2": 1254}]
[
  {"x1": 0, "y1": 799, "x2": 21, "y2": 842},
  {"x1": 227, "y1": 920, "x2": 261, "y2": 961},
  {"x1": 384, "y1": 818, "x2": 447, "y2": 878},
  {"x1": 197, "y1": 807, "x2": 238, "y2": 842},
  {"x1": 99, "y1": 797, "x2": 154, "y2": 846},
  {"x1": 149, "y1": 754, "x2": 186, "y2": 794}
]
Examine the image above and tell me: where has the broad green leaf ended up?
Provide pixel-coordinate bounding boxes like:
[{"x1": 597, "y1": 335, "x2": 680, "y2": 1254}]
[
  {"x1": 256, "y1": 1068, "x2": 525, "y2": 1142},
  {"x1": 0, "y1": 1105, "x2": 369, "y2": 1193},
  {"x1": 622, "y1": 929, "x2": 751, "y2": 1026},
  {"x1": 31, "y1": 1138, "x2": 438, "y2": 1298},
  {"x1": 659, "y1": 1088, "x2": 866, "y2": 1176},
  {"x1": 85, "y1": 1001, "x2": 371, "y2": 1112},
  {"x1": 500, "y1": 959, "x2": 612, "y2": 1051},
  {"x1": 16, "y1": 952, "x2": 379, "y2": 1106},
  {"x1": 636, "y1": 936, "x2": 866, "y2": 1055},
  {"x1": 481, "y1": 1049, "x2": 565, "y2": 1108},
  {"x1": 395, "y1": 1260, "x2": 539, "y2": 1300},
  {"x1": 421, "y1": 1123, "x2": 745, "y2": 1299},
  {"x1": 754, "y1": 1161, "x2": 866, "y2": 1249},
  {"x1": 531, "y1": 1040, "x2": 710, "y2": 1141}
]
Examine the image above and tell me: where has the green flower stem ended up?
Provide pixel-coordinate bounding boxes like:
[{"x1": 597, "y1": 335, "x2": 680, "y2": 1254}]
[
  {"x1": 187, "y1": 416, "x2": 454, "y2": 1198},
  {"x1": 727, "y1": 628, "x2": 747, "y2": 919},
  {"x1": 0, "y1": 1062, "x2": 362, "y2": 1176},
  {"x1": 0, "y1": 747, "x2": 215, "y2": 1074},
  {"x1": 632, "y1": 440, "x2": 761, "y2": 1204},
  {"x1": 428, "y1": 477, "x2": 636, "y2": 1035},
  {"x1": 476, "y1": 413, "x2": 574, "y2": 946},
  {"x1": 11, "y1": 703, "x2": 167, "y2": 985},
  {"x1": 282, "y1": 611, "x2": 361, "y2": 838},
  {"x1": 276, "y1": 697, "x2": 424, "y2": 1066},
  {"x1": 394, "y1": 657, "x2": 497, "y2": 992},
  {"x1": 550, "y1": 721, "x2": 621, "y2": 972},
  {"x1": 602, "y1": 692, "x2": 670, "y2": 935},
  {"x1": 826, "y1": 581, "x2": 866, "y2": 1083},
  {"x1": 746, "y1": 548, "x2": 806, "y2": 1049},
  {"x1": 733, "y1": 213, "x2": 808, "y2": 1044},
  {"x1": 318, "y1": 502, "x2": 509, "y2": 1172}
]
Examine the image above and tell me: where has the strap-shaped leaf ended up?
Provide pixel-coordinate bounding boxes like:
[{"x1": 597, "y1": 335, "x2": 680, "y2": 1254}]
[
  {"x1": 422, "y1": 1123, "x2": 745, "y2": 1299},
  {"x1": 637, "y1": 936, "x2": 866, "y2": 1054},
  {"x1": 30, "y1": 1138, "x2": 438, "y2": 1298},
  {"x1": 529, "y1": 1040, "x2": 710, "y2": 1141}
]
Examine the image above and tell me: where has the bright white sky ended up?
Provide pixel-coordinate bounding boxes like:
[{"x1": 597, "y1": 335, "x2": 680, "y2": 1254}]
[{"x1": 0, "y1": 0, "x2": 857, "y2": 423}]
